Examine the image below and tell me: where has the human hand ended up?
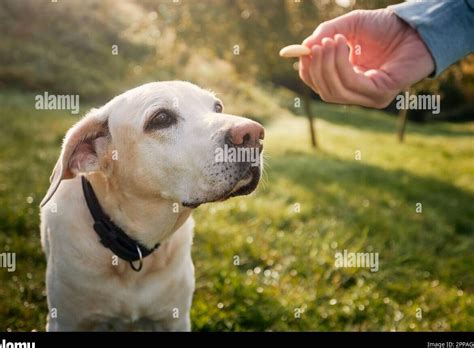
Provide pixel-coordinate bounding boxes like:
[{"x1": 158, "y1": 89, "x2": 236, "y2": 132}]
[{"x1": 299, "y1": 9, "x2": 435, "y2": 108}]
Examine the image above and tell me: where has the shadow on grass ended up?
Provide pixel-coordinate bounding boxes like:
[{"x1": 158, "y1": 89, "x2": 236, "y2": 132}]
[
  {"x1": 268, "y1": 153, "x2": 474, "y2": 291},
  {"x1": 308, "y1": 102, "x2": 474, "y2": 137}
]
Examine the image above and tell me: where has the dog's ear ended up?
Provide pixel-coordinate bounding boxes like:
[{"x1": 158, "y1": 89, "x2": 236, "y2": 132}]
[{"x1": 40, "y1": 108, "x2": 109, "y2": 208}]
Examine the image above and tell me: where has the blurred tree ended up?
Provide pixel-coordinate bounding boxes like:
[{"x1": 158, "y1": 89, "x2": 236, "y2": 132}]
[
  {"x1": 413, "y1": 55, "x2": 474, "y2": 122},
  {"x1": 0, "y1": 0, "x2": 151, "y2": 99},
  {"x1": 396, "y1": 89, "x2": 410, "y2": 143}
]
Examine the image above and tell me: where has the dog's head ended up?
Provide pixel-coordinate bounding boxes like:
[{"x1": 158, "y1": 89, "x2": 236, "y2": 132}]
[{"x1": 40, "y1": 81, "x2": 264, "y2": 208}]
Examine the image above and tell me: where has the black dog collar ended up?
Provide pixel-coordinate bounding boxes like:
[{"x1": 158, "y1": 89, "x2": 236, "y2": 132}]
[{"x1": 81, "y1": 176, "x2": 160, "y2": 272}]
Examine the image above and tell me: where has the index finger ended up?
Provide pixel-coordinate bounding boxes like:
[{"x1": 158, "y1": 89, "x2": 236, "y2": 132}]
[{"x1": 303, "y1": 12, "x2": 356, "y2": 48}]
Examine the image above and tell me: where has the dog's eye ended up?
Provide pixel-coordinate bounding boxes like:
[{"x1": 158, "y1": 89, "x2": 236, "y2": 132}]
[
  {"x1": 214, "y1": 103, "x2": 223, "y2": 113},
  {"x1": 146, "y1": 110, "x2": 176, "y2": 131}
]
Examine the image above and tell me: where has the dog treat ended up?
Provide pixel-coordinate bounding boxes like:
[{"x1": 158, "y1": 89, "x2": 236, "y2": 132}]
[{"x1": 279, "y1": 44, "x2": 311, "y2": 58}]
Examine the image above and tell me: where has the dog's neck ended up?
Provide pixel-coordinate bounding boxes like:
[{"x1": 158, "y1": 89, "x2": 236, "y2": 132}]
[{"x1": 84, "y1": 172, "x2": 192, "y2": 249}]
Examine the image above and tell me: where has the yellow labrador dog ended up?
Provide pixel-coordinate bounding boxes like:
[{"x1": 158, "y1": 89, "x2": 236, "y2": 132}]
[{"x1": 39, "y1": 81, "x2": 264, "y2": 331}]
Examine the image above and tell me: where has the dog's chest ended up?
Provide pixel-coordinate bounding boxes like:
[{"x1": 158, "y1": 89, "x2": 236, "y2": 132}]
[
  {"x1": 86, "y1": 316, "x2": 163, "y2": 331},
  {"x1": 76, "y1": 258, "x2": 194, "y2": 330}
]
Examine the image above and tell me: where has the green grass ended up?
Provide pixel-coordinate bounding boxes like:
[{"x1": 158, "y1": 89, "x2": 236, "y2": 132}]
[{"x1": 0, "y1": 91, "x2": 473, "y2": 331}]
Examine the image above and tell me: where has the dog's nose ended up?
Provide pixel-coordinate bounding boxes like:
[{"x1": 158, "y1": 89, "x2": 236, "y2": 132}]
[{"x1": 227, "y1": 121, "x2": 264, "y2": 148}]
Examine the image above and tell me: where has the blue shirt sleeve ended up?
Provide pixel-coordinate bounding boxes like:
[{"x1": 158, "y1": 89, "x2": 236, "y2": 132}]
[{"x1": 388, "y1": 0, "x2": 474, "y2": 76}]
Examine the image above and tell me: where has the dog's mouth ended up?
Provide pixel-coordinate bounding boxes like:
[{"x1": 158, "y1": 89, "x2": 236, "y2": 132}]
[
  {"x1": 182, "y1": 166, "x2": 261, "y2": 209},
  {"x1": 226, "y1": 166, "x2": 260, "y2": 199}
]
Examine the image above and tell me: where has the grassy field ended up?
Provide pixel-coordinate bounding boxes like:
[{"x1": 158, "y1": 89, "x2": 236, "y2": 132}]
[{"x1": 0, "y1": 91, "x2": 473, "y2": 331}]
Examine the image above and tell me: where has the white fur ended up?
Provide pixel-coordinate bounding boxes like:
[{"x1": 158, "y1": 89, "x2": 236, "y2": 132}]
[{"x1": 40, "y1": 81, "x2": 263, "y2": 331}]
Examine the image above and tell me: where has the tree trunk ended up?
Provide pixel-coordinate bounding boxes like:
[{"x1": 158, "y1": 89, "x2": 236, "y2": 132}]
[
  {"x1": 303, "y1": 93, "x2": 317, "y2": 148},
  {"x1": 397, "y1": 89, "x2": 410, "y2": 143}
]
